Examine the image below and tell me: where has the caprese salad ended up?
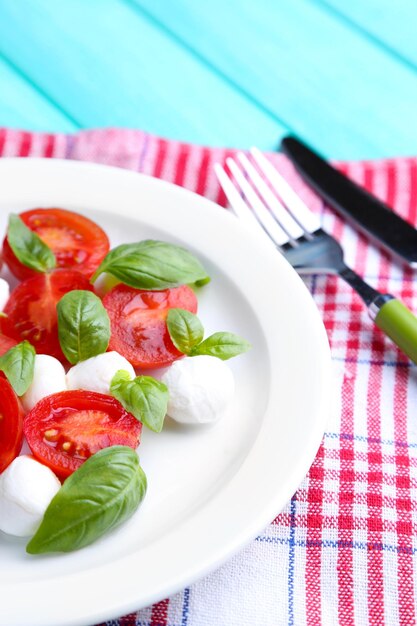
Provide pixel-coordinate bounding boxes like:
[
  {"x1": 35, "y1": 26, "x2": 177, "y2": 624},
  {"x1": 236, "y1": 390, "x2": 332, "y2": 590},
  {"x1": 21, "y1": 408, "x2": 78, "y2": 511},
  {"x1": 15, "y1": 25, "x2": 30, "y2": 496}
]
[{"x1": 0, "y1": 207, "x2": 250, "y2": 554}]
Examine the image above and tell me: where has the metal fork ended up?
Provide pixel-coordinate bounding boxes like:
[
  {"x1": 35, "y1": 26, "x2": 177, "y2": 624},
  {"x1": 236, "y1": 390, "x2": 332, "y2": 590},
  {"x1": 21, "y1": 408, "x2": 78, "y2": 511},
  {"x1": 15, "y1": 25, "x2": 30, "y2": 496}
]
[{"x1": 215, "y1": 147, "x2": 417, "y2": 365}]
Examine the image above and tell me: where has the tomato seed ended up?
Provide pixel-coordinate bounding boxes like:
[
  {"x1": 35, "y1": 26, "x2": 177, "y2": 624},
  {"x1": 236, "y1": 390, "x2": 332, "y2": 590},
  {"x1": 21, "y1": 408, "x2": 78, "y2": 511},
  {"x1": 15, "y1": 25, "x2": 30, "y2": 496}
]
[{"x1": 44, "y1": 429, "x2": 59, "y2": 441}]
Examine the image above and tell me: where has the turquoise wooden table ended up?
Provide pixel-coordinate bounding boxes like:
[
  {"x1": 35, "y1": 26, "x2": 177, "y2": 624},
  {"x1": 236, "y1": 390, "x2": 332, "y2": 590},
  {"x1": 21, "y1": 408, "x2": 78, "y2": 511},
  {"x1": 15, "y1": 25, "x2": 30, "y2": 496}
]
[{"x1": 1, "y1": 0, "x2": 417, "y2": 160}]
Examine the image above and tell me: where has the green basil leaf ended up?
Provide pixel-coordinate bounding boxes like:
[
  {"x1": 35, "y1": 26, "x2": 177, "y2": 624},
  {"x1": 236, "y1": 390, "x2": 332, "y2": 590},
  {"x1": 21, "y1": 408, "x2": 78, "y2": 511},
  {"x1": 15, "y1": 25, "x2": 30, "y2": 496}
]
[
  {"x1": 111, "y1": 371, "x2": 169, "y2": 433},
  {"x1": 7, "y1": 214, "x2": 56, "y2": 273},
  {"x1": 0, "y1": 340, "x2": 35, "y2": 396},
  {"x1": 167, "y1": 308, "x2": 204, "y2": 354},
  {"x1": 91, "y1": 240, "x2": 210, "y2": 290},
  {"x1": 111, "y1": 369, "x2": 133, "y2": 386},
  {"x1": 26, "y1": 446, "x2": 147, "y2": 554},
  {"x1": 190, "y1": 332, "x2": 251, "y2": 360},
  {"x1": 57, "y1": 290, "x2": 111, "y2": 364}
]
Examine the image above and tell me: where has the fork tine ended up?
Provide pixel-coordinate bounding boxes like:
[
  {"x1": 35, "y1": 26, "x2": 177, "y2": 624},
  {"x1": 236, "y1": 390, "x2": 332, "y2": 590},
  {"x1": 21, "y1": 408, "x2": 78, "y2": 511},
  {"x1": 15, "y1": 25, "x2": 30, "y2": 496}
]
[
  {"x1": 237, "y1": 152, "x2": 304, "y2": 240},
  {"x1": 224, "y1": 158, "x2": 289, "y2": 246},
  {"x1": 213, "y1": 164, "x2": 260, "y2": 226},
  {"x1": 250, "y1": 147, "x2": 321, "y2": 234},
  {"x1": 214, "y1": 163, "x2": 285, "y2": 246}
]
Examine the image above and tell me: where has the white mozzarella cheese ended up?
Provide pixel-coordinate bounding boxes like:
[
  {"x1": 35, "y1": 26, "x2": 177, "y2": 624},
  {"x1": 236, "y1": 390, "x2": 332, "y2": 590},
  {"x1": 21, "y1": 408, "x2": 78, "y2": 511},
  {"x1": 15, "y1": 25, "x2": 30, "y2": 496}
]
[
  {"x1": 66, "y1": 351, "x2": 135, "y2": 395},
  {"x1": 161, "y1": 355, "x2": 235, "y2": 424},
  {"x1": 0, "y1": 456, "x2": 61, "y2": 537},
  {"x1": 21, "y1": 354, "x2": 68, "y2": 413}
]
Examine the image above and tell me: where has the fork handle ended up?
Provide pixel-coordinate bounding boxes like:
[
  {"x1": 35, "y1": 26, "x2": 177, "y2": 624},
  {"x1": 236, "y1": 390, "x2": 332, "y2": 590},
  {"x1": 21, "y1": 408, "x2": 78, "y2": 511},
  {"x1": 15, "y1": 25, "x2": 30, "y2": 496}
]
[
  {"x1": 370, "y1": 295, "x2": 417, "y2": 364},
  {"x1": 339, "y1": 267, "x2": 417, "y2": 364}
]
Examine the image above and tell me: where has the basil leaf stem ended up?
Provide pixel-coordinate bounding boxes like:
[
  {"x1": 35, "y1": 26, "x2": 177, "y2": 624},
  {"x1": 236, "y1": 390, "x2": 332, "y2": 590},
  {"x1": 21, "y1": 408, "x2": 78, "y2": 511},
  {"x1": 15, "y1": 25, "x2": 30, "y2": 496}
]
[
  {"x1": 110, "y1": 371, "x2": 169, "y2": 433},
  {"x1": 91, "y1": 240, "x2": 210, "y2": 290},
  {"x1": 0, "y1": 340, "x2": 35, "y2": 396},
  {"x1": 57, "y1": 290, "x2": 111, "y2": 364},
  {"x1": 7, "y1": 214, "x2": 56, "y2": 273},
  {"x1": 26, "y1": 446, "x2": 147, "y2": 554}
]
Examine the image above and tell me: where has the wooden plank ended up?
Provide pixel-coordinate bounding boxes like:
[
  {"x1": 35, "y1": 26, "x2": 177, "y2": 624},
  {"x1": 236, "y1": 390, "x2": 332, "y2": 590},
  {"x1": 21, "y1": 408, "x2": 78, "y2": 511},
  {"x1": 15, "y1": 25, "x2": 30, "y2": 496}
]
[
  {"x1": 0, "y1": 56, "x2": 77, "y2": 132},
  {"x1": 0, "y1": 0, "x2": 283, "y2": 150},
  {"x1": 132, "y1": 0, "x2": 417, "y2": 159},
  {"x1": 315, "y1": 0, "x2": 417, "y2": 67}
]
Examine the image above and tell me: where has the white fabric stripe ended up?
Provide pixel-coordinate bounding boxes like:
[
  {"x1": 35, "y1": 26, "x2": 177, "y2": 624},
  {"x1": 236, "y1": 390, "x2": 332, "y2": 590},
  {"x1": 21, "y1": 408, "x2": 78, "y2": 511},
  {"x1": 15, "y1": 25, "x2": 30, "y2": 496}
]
[
  {"x1": 347, "y1": 152, "x2": 372, "y2": 621},
  {"x1": 382, "y1": 526, "x2": 401, "y2": 626},
  {"x1": 395, "y1": 158, "x2": 411, "y2": 219},
  {"x1": 2, "y1": 129, "x2": 21, "y2": 156},
  {"x1": 341, "y1": 162, "x2": 366, "y2": 275},
  {"x1": 389, "y1": 159, "x2": 412, "y2": 283},
  {"x1": 159, "y1": 138, "x2": 181, "y2": 183},
  {"x1": 293, "y1": 490, "x2": 308, "y2": 626},
  {"x1": 405, "y1": 298, "x2": 417, "y2": 623},
  {"x1": 139, "y1": 133, "x2": 159, "y2": 176},
  {"x1": 27, "y1": 132, "x2": 46, "y2": 157},
  {"x1": 53, "y1": 133, "x2": 69, "y2": 159},
  {"x1": 321, "y1": 363, "x2": 345, "y2": 624},
  {"x1": 183, "y1": 142, "x2": 203, "y2": 192}
]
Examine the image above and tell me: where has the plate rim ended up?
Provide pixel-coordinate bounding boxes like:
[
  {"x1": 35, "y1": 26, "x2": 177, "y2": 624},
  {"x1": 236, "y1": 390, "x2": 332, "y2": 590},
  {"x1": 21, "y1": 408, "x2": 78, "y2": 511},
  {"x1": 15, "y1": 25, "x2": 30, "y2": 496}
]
[{"x1": 0, "y1": 157, "x2": 332, "y2": 626}]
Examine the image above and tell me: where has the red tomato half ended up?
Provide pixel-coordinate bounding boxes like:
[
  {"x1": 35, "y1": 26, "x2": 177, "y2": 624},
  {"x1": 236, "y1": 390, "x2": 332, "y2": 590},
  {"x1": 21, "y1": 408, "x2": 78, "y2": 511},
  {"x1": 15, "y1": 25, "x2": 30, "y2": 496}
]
[
  {"x1": 3, "y1": 208, "x2": 110, "y2": 280},
  {"x1": 0, "y1": 377, "x2": 24, "y2": 473},
  {"x1": 0, "y1": 333, "x2": 17, "y2": 356},
  {"x1": 24, "y1": 390, "x2": 142, "y2": 479},
  {"x1": 103, "y1": 284, "x2": 198, "y2": 369},
  {"x1": 0, "y1": 269, "x2": 93, "y2": 360}
]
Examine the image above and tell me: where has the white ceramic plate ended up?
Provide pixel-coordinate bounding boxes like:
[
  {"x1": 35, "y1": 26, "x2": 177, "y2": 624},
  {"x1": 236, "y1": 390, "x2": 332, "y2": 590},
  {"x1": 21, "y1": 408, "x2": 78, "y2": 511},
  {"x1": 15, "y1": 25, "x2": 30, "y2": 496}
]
[{"x1": 0, "y1": 158, "x2": 331, "y2": 626}]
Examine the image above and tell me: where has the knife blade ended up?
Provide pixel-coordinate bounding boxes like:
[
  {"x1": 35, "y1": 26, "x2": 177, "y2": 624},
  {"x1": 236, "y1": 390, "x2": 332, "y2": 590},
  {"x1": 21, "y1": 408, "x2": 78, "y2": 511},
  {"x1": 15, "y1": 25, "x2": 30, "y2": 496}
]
[{"x1": 281, "y1": 135, "x2": 417, "y2": 268}]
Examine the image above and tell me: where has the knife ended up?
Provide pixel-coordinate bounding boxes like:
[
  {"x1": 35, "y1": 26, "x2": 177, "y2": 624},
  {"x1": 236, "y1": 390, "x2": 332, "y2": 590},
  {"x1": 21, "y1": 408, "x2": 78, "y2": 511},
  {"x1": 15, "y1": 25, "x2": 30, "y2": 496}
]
[{"x1": 281, "y1": 136, "x2": 417, "y2": 268}]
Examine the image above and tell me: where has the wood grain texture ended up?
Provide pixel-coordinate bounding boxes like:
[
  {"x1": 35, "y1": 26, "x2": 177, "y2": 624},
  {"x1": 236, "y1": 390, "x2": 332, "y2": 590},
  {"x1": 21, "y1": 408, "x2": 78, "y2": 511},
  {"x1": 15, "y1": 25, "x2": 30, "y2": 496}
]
[
  {"x1": 0, "y1": 0, "x2": 282, "y2": 149},
  {"x1": 316, "y1": 0, "x2": 417, "y2": 66},
  {"x1": 0, "y1": 0, "x2": 416, "y2": 158},
  {"x1": 132, "y1": 0, "x2": 417, "y2": 158},
  {"x1": 0, "y1": 56, "x2": 77, "y2": 131}
]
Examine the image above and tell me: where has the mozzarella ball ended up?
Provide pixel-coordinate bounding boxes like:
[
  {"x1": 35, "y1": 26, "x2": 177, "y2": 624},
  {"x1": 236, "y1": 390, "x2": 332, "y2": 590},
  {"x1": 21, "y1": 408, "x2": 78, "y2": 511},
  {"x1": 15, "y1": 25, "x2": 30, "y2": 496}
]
[
  {"x1": 0, "y1": 277, "x2": 10, "y2": 311},
  {"x1": 21, "y1": 354, "x2": 67, "y2": 412},
  {"x1": 0, "y1": 456, "x2": 61, "y2": 537},
  {"x1": 66, "y1": 351, "x2": 135, "y2": 395},
  {"x1": 161, "y1": 355, "x2": 235, "y2": 424}
]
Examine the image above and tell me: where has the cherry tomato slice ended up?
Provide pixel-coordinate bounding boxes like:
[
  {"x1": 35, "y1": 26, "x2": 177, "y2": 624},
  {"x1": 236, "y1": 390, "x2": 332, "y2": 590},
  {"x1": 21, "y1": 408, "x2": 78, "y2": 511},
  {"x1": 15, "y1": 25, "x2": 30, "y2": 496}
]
[
  {"x1": 3, "y1": 208, "x2": 110, "y2": 280},
  {"x1": 0, "y1": 269, "x2": 94, "y2": 361},
  {"x1": 0, "y1": 376, "x2": 24, "y2": 473},
  {"x1": 24, "y1": 390, "x2": 142, "y2": 479},
  {"x1": 103, "y1": 284, "x2": 198, "y2": 369},
  {"x1": 0, "y1": 333, "x2": 17, "y2": 356}
]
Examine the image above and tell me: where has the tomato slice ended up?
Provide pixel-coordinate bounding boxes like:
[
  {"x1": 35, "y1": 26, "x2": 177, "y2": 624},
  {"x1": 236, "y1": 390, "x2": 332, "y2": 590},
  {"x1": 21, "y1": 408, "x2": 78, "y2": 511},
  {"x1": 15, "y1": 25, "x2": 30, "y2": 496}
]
[
  {"x1": 0, "y1": 333, "x2": 17, "y2": 356},
  {"x1": 0, "y1": 377, "x2": 24, "y2": 473},
  {"x1": 0, "y1": 269, "x2": 94, "y2": 361},
  {"x1": 103, "y1": 284, "x2": 198, "y2": 369},
  {"x1": 3, "y1": 208, "x2": 110, "y2": 280},
  {"x1": 24, "y1": 390, "x2": 142, "y2": 479}
]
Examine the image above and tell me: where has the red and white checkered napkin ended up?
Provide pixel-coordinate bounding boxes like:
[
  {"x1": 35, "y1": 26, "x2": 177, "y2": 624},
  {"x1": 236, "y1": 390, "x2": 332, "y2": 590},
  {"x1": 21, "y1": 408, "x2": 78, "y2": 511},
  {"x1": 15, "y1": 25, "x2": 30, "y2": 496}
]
[{"x1": 2, "y1": 127, "x2": 417, "y2": 626}]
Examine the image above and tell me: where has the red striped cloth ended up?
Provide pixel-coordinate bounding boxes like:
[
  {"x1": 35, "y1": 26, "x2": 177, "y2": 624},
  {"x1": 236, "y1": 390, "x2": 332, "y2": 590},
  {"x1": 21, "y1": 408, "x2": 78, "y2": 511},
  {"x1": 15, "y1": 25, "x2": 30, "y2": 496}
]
[{"x1": 1, "y1": 127, "x2": 417, "y2": 626}]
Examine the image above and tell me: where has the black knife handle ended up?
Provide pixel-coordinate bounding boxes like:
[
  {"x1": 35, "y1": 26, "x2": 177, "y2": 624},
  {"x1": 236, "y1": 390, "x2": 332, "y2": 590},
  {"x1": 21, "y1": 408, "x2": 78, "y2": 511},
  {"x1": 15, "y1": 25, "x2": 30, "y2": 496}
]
[{"x1": 281, "y1": 136, "x2": 417, "y2": 268}]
